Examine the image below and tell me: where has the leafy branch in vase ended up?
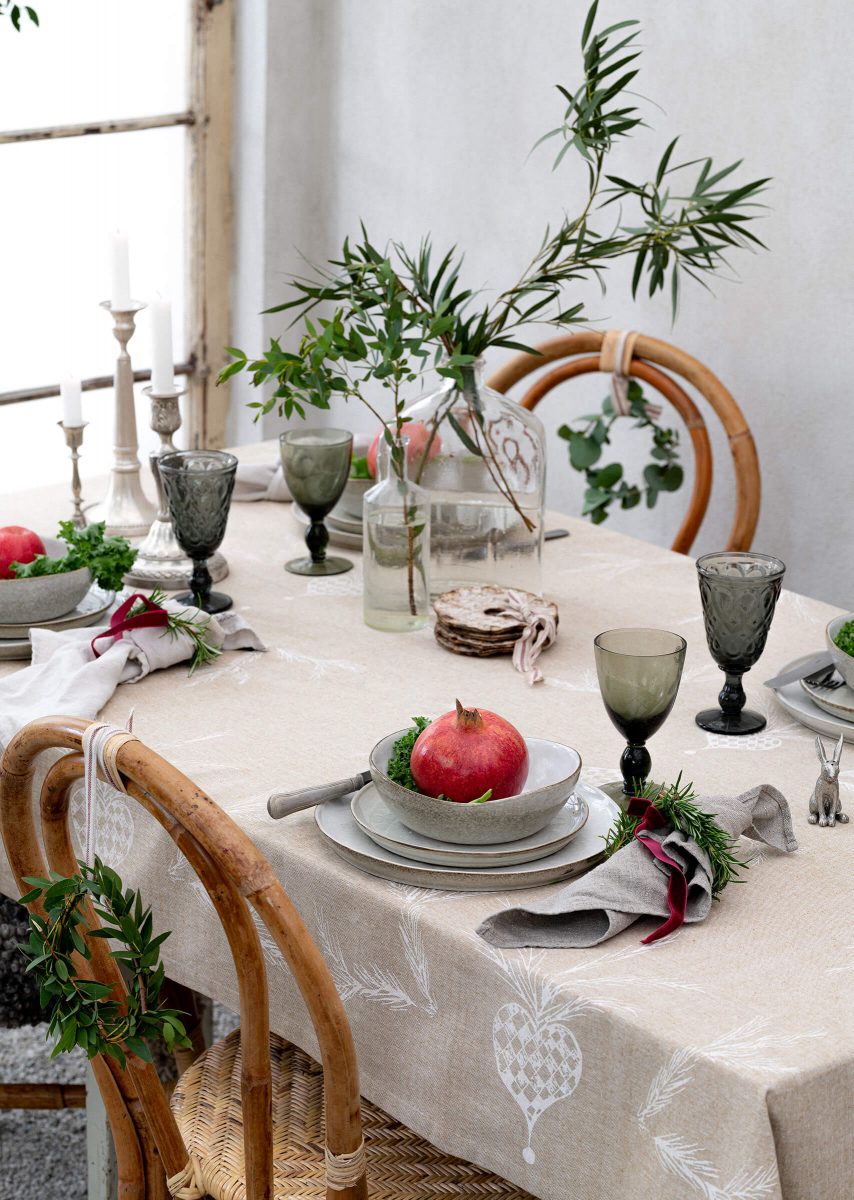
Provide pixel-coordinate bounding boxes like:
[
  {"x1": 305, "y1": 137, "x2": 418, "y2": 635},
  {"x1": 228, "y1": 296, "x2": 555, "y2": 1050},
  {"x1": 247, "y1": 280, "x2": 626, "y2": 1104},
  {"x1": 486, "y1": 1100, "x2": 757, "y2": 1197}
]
[{"x1": 220, "y1": 1, "x2": 767, "y2": 525}]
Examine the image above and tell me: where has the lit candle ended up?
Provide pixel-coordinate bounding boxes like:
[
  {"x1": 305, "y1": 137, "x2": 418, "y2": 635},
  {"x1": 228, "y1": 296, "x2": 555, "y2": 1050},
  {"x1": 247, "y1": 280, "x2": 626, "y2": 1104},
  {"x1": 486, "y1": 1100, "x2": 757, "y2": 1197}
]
[
  {"x1": 111, "y1": 231, "x2": 130, "y2": 309},
  {"x1": 60, "y1": 375, "x2": 83, "y2": 427},
  {"x1": 150, "y1": 297, "x2": 174, "y2": 393}
]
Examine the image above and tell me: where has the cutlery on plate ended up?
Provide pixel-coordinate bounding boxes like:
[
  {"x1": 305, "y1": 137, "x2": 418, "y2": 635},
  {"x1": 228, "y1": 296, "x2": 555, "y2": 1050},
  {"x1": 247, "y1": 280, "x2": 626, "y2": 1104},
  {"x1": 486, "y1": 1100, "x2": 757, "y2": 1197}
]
[
  {"x1": 804, "y1": 668, "x2": 845, "y2": 691},
  {"x1": 763, "y1": 654, "x2": 832, "y2": 690},
  {"x1": 544, "y1": 528, "x2": 570, "y2": 541},
  {"x1": 268, "y1": 771, "x2": 371, "y2": 819}
]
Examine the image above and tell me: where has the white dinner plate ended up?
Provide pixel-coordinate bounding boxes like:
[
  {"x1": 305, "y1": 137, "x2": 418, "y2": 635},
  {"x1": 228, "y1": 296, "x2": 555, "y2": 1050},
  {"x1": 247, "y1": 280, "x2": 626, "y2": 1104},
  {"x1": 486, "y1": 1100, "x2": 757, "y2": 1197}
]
[
  {"x1": 768, "y1": 654, "x2": 854, "y2": 743},
  {"x1": 316, "y1": 779, "x2": 618, "y2": 891},
  {"x1": 351, "y1": 783, "x2": 589, "y2": 868},
  {"x1": 800, "y1": 673, "x2": 854, "y2": 723}
]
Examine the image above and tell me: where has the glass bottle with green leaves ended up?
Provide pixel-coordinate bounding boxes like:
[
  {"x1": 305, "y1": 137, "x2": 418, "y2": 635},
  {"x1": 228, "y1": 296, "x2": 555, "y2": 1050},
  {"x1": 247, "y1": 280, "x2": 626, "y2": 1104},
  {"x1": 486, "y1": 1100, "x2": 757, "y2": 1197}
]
[{"x1": 363, "y1": 433, "x2": 431, "y2": 632}]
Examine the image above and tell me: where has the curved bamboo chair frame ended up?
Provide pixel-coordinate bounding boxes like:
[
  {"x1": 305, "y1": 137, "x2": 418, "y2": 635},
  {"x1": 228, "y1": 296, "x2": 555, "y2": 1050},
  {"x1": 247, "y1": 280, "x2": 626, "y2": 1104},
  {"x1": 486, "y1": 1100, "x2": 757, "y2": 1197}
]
[
  {"x1": 0, "y1": 717, "x2": 367, "y2": 1200},
  {"x1": 487, "y1": 331, "x2": 760, "y2": 554}
]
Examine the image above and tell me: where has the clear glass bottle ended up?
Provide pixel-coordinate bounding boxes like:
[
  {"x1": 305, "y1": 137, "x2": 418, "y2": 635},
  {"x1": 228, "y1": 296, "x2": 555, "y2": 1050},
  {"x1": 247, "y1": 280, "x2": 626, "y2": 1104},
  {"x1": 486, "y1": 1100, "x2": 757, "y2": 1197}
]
[
  {"x1": 402, "y1": 358, "x2": 546, "y2": 596},
  {"x1": 363, "y1": 435, "x2": 431, "y2": 632}
]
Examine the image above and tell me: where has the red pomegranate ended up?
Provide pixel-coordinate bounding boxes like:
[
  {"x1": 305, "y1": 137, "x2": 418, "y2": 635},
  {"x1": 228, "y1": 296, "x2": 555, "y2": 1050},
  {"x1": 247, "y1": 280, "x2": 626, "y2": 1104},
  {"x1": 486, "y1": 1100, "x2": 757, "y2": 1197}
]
[
  {"x1": 366, "y1": 421, "x2": 441, "y2": 478},
  {"x1": 410, "y1": 700, "x2": 529, "y2": 803},
  {"x1": 0, "y1": 526, "x2": 45, "y2": 580}
]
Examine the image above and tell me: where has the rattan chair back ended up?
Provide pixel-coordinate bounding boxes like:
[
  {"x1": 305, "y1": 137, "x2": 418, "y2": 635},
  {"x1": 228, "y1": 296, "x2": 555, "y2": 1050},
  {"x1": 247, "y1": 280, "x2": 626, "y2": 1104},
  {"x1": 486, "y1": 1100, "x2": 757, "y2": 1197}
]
[
  {"x1": 0, "y1": 716, "x2": 366, "y2": 1200},
  {"x1": 487, "y1": 330, "x2": 760, "y2": 554}
]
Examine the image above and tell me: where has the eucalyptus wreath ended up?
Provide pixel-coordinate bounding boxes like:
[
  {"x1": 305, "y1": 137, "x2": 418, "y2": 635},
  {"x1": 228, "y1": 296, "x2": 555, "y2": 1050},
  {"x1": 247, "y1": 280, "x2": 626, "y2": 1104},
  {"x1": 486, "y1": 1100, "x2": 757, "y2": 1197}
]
[
  {"x1": 220, "y1": 1, "x2": 767, "y2": 525},
  {"x1": 19, "y1": 859, "x2": 190, "y2": 1068},
  {"x1": 559, "y1": 380, "x2": 683, "y2": 524}
]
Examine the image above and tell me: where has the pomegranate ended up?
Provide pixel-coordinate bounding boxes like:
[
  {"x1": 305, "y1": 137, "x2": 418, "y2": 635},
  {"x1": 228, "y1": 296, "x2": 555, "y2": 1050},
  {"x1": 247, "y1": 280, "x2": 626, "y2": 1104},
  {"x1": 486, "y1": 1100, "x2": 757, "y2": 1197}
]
[
  {"x1": 0, "y1": 526, "x2": 45, "y2": 580},
  {"x1": 410, "y1": 700, "x2": 529, "y2": 803},
  {"x1": 366, "y1": 421, "x2": 441, "y2": 478}
]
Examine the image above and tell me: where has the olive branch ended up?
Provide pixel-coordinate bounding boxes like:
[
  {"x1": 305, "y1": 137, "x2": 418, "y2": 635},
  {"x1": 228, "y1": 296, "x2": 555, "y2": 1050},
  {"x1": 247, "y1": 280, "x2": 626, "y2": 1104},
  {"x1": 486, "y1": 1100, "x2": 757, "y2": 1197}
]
[{"x1": 19, "y1": 858, "x2": 191, "y2": 1068}]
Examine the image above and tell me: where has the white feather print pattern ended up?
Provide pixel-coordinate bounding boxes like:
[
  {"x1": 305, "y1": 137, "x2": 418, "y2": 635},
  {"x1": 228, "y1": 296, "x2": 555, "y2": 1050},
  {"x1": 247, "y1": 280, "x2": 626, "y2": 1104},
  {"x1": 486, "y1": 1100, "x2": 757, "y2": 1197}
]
[
  {"x1": 637, "y1": 1017, "x2": 823, "y2": 1198},
  {"x1": 69, "y1": 780, "x2": 135, "y2": 867},
  {"x1": 275, "y1": 646, "x2": 366, "y2": 679},
  {"x1": 313, "y1": 887, "x2": 448, "y2": 1015}
]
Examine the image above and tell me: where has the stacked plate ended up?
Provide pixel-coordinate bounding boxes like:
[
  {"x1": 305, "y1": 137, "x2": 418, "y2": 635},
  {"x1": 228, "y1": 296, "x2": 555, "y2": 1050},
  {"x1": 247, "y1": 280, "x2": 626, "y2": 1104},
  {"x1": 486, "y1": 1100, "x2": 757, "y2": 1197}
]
[
  {"x1": 314, "y1": 779, "x2": 619, "y2": 891},
  {"x1": 0, "y1": 586, "x2": 115, "y2": 661},
  {"x1": 770, "y1": 653, "x2": 854, "y2": 744}
]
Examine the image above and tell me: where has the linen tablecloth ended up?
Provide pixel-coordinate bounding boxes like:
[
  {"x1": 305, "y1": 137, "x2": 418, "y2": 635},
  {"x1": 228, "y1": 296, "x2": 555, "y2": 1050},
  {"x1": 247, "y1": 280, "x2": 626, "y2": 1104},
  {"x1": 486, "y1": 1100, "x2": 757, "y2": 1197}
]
[{"x1": 1, "y1": 442, "x2": 851, "y2": 1200}]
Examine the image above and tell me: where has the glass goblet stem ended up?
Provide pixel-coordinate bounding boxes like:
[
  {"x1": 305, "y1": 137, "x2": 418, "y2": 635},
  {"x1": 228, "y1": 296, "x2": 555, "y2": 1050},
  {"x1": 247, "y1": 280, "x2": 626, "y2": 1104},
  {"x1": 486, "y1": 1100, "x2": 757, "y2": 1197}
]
[
  {"x1": 620, "y1": 744, "x2": 652, "y2": 795},
  {"x1": 718, "y1": 671, "x2": 747, "y2": 719},
  {"x1": 190, "y1": 559, "x2": 212, "y2": 609},
  {"x1": 305, "y1": 519, "x2": 329, "y2": 565}
]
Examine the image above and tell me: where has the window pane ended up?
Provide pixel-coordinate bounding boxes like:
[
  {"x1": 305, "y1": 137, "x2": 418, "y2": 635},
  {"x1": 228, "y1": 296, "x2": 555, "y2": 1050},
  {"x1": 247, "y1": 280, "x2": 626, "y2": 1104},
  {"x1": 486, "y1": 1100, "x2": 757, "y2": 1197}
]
[
  {"x1": 0, "y1": 386, "x2": 192, "y2": 495},
  {"x1": 0, "y1": 126, "x2": 187, "y2": 394},
  {"x1": 0, "y1": 0, "x2": 190, "y2": 130}
]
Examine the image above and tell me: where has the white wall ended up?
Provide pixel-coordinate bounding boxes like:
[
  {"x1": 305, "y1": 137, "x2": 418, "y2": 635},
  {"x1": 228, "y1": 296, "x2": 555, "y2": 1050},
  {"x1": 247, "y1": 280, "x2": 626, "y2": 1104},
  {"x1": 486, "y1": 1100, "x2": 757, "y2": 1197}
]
[{"x1": 231, "y1": 0, "x2": 854, "y2": 605}]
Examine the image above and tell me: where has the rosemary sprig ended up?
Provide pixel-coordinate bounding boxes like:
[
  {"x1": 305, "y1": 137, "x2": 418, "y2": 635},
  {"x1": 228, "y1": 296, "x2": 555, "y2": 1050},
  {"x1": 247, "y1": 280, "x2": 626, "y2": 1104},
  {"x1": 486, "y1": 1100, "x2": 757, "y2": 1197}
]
[
  {"x1": 603, "y1": 774, "x2": 749, "y2": 898},
  {"x1": 133, "y1": 589, "x2": 222, "y2": 676}
]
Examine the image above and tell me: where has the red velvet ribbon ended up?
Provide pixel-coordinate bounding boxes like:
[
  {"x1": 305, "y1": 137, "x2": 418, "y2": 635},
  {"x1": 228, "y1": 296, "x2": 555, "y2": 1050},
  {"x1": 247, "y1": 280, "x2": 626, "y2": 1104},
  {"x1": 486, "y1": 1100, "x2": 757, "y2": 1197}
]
[
  {"x1": 90, "y1": 593, "x2": 169, "y2": 657},
  {"x1": 627, "y1": 796, "x2": 688, "y2": 944}
]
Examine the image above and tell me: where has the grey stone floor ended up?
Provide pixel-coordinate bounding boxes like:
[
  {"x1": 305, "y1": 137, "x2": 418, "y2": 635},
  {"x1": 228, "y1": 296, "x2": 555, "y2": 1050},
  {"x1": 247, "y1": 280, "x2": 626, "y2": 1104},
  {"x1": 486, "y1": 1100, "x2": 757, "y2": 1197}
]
[{"x1": 0, "y1": 1005, "x2": 240, "y2": 1200}]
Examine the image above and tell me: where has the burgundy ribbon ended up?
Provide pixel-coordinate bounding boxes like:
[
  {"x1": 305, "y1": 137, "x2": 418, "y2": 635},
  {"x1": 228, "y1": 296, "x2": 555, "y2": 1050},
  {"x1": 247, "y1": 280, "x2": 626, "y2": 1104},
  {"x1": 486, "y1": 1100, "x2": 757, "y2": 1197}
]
[
  {"x1": 627, "y1": 796, "x2": 688, "y2": 944},
  {"x1": 90, "y1": 593, "x2": 169, "y2": 657}
]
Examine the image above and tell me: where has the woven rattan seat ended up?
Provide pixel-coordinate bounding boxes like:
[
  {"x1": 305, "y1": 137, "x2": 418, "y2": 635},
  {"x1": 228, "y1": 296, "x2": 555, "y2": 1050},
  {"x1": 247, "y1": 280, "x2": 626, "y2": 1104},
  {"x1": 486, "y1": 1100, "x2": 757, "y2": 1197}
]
[{"x1": 172, "y1": 1029, "x2": 532, "y2": 1199}]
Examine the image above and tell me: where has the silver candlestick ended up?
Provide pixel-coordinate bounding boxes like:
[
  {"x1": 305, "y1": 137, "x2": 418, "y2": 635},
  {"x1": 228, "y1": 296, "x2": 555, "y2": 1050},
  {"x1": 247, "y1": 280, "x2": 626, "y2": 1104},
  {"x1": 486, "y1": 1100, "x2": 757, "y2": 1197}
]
[
  {"x1": 85, "y1": 301, "x2": 156, "y2": 538},
  {"x1": 123, "y1": 383, "x2": 228, "y2": 589},
  {"x1": 58, "y1": 420, "x2": 88, "y2": 530}
]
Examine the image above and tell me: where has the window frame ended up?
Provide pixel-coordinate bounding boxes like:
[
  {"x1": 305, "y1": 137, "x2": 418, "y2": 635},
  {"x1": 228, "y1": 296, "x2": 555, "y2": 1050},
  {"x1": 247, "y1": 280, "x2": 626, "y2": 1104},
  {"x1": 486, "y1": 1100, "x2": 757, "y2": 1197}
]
[{"x1": 0, "y1": 0, "x2": 234, "y2": 446}]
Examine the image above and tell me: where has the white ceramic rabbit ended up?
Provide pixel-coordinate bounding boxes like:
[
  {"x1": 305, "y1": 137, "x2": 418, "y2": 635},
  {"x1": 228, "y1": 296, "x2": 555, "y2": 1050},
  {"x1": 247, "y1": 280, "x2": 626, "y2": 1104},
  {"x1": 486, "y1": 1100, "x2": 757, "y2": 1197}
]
[{"x1": 809, "y1": 734, "x2": 847, "y2": 827}]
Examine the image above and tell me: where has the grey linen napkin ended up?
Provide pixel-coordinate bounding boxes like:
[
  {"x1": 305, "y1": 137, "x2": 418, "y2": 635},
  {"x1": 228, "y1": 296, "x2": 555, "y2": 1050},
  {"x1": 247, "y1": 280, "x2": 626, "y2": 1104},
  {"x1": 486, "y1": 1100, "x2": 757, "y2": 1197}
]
[
  {"x1": 477, "y1": 785, "x2": 797, "y2": 948},
  {"x1": 233, "y1": 463, "x2": 292, "y2": 502}
]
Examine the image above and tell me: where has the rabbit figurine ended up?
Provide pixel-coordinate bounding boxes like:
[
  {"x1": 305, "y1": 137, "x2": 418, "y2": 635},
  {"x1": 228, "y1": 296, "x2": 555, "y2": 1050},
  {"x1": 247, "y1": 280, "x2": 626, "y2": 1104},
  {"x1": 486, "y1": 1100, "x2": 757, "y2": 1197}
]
[{"x1": 809, "y1": 734, "x2": 847, "y2": 827}]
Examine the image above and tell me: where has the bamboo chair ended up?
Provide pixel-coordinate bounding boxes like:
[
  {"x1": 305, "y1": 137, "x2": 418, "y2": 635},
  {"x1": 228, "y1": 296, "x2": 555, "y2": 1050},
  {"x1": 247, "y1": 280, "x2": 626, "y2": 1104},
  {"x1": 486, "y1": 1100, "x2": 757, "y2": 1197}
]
[
  {"x1": 0, "y1": 717, "x2": 534, "y2": 1200},
  {"x1": 487, "y1": 330, "x2": 760, "y2": 554}
]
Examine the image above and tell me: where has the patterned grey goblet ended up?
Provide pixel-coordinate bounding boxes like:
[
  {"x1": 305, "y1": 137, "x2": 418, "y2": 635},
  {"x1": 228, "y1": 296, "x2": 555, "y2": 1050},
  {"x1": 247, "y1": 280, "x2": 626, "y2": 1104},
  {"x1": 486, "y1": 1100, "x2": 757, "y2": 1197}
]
[
  {"x1": 159, "y1": 450, "x2": 237, "y2": 614},
  {"x1": 696, "y1": 551, "x2": 786, "y2": 735},
  {"x1": 279, "y1": 428, "x2": 353, "y2": 576},
  {"x1": 594, "y1": 627, "x2": 686, "y2": 795}
]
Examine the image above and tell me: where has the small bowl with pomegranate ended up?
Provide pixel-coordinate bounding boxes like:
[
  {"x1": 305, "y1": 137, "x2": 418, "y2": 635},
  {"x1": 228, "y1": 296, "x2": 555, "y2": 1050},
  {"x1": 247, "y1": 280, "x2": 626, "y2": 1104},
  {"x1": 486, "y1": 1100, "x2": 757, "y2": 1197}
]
[{"x1": 369, "y1": 701, "x2": 582, "y2": 845}]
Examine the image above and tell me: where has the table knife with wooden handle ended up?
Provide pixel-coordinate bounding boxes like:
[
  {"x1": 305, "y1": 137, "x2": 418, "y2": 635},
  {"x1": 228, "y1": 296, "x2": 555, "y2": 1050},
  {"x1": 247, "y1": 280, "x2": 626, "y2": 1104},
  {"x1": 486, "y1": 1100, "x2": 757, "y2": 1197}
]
[{"x1": 267, "y1": 771, "x2": 371, "y2": 819}]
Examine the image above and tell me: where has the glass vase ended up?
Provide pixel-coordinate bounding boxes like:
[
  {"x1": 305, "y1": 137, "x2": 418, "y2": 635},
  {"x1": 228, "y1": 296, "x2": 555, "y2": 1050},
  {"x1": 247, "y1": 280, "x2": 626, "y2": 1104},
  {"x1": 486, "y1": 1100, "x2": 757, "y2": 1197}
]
[
  {"x1": 402, "y1": 358, "x2": 546, "y2": 596},
  {"x1": 363, "y1": 436, "x2": 431, "y2": 632}
]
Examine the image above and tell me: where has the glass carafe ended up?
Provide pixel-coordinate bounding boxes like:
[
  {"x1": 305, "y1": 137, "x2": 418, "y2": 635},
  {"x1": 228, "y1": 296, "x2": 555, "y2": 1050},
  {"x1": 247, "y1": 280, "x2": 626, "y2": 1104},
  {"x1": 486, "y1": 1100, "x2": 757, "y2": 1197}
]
[
  {"x1": 402, "y1": 359, "x2": 546, "y2": 596},
  {"x1": 363, "y1": 435, "x2": 431, "y2": 632}
]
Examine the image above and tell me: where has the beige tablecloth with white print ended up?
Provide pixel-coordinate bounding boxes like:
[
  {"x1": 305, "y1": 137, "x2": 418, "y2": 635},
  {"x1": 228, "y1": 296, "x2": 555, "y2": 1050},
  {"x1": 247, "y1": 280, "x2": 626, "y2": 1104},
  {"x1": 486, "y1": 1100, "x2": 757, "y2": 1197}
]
[{"x1": 1, "y1": 442, "x2": 851, "y2": 1200}]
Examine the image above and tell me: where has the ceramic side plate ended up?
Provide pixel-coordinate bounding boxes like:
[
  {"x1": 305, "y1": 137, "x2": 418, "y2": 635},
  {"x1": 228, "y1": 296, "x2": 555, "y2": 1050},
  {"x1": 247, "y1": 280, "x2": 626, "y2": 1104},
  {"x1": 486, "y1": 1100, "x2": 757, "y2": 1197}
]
[
  {"x1": 800, "y1": 674, "x2": 854, "y2": 724},
  {"x1": 315, "y1": 779, "x2": 618, "y2": 892},
  {"x1": 769, "y1": 654, "x2": 854, "y2": 743},
  {"x1": 351, "y1": 783, "x2": 589, "y2": 868},
  {"x1": 0, "y1": 585, "x2": 116, "y2": 660}
]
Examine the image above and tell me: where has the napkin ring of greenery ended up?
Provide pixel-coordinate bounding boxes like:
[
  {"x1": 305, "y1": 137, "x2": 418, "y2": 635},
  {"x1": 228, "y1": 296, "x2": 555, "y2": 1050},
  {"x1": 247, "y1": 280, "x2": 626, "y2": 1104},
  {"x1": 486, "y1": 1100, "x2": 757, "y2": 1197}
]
[
  {"x1": 603, "y1": 776, "x2": 748, "y2": 898},
  {"x1": 220, "y1": 1, "x2": 767, "y2": 531},
  {"x1": 19, "y1": 859, "x2": 191, "y2": 1068}
]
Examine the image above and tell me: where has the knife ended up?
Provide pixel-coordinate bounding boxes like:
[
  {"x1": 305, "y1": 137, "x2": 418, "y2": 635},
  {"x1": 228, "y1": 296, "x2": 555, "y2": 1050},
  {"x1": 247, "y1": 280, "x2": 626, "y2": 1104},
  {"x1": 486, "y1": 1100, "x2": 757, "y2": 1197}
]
[
  {"x1": 267, "y1": 771, "x2": 371, "y2": 819},
  {"x1": 763, "y1": 654, "x2": 833, "y2": 690}
]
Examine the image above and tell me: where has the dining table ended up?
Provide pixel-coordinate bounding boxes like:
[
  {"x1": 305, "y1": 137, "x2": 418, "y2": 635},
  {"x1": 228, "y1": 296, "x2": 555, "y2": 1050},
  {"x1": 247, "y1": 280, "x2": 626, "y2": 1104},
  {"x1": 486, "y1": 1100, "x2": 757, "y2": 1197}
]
[{"x1": 1, "y1": 439, "x2": 852, "y2": 1200}]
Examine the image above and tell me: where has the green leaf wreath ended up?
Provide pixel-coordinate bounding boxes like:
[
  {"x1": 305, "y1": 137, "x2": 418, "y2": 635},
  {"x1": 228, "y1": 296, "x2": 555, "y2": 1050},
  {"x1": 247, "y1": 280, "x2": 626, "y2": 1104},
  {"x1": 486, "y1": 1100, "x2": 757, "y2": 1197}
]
[
  {"x1": 603, "y1": 775, "x2": 749, "y2": 898},
  {"x1": 19, "y1": 859, "x2": 191, "y2": 1068},
  {"x1": 220, "y1": 1, "x2": 767, "y2": 527}
]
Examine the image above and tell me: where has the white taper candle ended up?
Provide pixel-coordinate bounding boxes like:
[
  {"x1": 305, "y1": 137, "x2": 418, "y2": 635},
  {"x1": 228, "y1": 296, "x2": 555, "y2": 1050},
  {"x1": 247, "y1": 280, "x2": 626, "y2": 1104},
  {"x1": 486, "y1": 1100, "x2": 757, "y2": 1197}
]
[
  {"x1": 60, "y1": 375, "x2": 83, "y2": 427},
  {"x1": 150, "y1": 297, "x2": 174, "y2": 393},
  {"x1": 111, "y1": 231, "x2": 131, "y2": 310}
]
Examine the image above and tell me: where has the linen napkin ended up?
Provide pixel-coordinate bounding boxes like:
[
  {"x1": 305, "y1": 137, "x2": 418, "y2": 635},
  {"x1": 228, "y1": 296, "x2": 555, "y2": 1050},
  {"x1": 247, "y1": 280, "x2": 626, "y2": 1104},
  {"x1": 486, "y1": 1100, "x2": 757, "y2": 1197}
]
[
  {"x1": 477, "y1": 784, "x2": 797, "y2": 949},
  {"x1": 233, "y1": 462, "x2": 292, "y2": 503},
  {"x1": 0, "y1": 599, "x2": 266, "y2": 746}
]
